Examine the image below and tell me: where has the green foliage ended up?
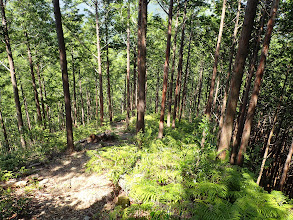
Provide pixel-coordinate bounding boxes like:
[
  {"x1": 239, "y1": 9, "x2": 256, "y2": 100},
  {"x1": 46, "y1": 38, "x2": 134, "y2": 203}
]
[{"x1": 86, "y1": 115, "x2": 293, "y2": 219}]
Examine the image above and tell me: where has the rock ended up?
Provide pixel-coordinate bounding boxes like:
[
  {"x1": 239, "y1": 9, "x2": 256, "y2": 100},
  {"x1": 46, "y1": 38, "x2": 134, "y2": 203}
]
[{"x1": 116, "y1": 196, "x2": 130, "y2": 208}]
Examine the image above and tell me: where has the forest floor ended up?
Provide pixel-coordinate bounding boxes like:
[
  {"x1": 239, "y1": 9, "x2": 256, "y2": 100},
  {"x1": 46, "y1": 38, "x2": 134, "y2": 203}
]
[{"x1": 5, "y1": 122, "x2": 133, "y2": 220}]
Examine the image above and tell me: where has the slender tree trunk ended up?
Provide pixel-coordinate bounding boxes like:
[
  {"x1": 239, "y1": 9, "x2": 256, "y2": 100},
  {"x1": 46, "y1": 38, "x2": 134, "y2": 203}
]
[
  {"x1": 1, "y1": 0, "x2": 26, "y2": 148},
  {"x1": 79, "y1": 71, "x2": 85, "y2": 126},
  {"x1": 158, "y1": 0, "x2": 173, "y2": 138},
  {"x1": 86, "y1": 88, "x2": 92, "y2": 123},
  {"x1": 205, "y1": 0, "x2": 227, "y2": 119},
  {"x1": 95, "y1": 0, "x2": 104, "y2": 125},
  {"x1": 71, "y1": 51, "x2": 78, "y2": 127},
  {"x1": 172, "y1": 0, "x2": 187, "y2": 129},
  {"x1": 95, "y1": 75, "x2": 99, "y2": 119},
  {"x1": 218, "y1": 0, "x2": 241, "y2": 143},
  {"x1": 132, "y1": 50, "x2": 137, "y2": 117},
  {"x1": 36, "y1": 63, "x2": 47, "y2": 128},
  {"x1": 136, "y1": 0, "x2": 147, "y2": 133},
  {"x1": 230, "y1": 4, "x2": 266, "y2": 164},
  {"x1": 0, "y1": 96, "x2": 9, "y2": 150},
  {"x1": 18, "y1": 77, "x2": 32, "y2": 131},
  {"x1": 53, "y1": 0, "x2": 74, "y2": 153},
  {"x1": 126, "y1": 0, "x2": 131, "y2": 127},
  {"x1": 167, "y1": 5, "x2": 179, "y2": 127},
  {"x1": 155, "y1": 69, "x2": 160, "y2": 113},
  {"x1": 196, "y1": 64, "x2": 203, "y2": 117},
  {"x1": 236, "y1": 0, "x2": 279, "y2": 166},
  {"x1": 105, "y1": 1, "x2": 112, "y2": 123},
  {"x1": 279, "y1": 136, "x2": 293, "y2": 191},
  {"x1": 179, "y1": 31, "x2": 192, "y2": 121},
  {"x1": 257, "y1": 68, "x2": 288, "y2": 185},
  {"x1": 24, "y1": 31, "x2": 42, "y2": 123},
  {"x1": 217, "y1": 0, "x2": 258, "y2": 159}
]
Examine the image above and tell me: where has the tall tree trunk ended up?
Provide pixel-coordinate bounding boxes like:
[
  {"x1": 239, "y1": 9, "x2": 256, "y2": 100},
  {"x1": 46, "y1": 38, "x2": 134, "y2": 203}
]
[
  {"x1": 0, "y1": 95, "x2": 9, "y2": 150},
  {"x1": 236, "y1": 0, "x2": 279, "y2": 166},
  {"x1": 79, "y1": 71, "x2": 85, "y2": 126},
  {"x1": 126, "y1": 0, "x2": 131, "y2": 127},
  {"x1": 172, "y1": 0, "x2": 187, "y2": 129},
  {"x1": 18, "y1": 77, "x2": 32, "y2": 131},
  {"x1": 95, "y1": 0, "x2": 104, "y2": 125},
  {"x1": 106, "y1": 1, "x2": 112, "y2": 122},
  {"x1": 196, "y1": 63, "x2": 203, "y2": 117},
  {"x1": 179, "y1": 31, "x2": 192, "y2": 121},
  {"x1": 71, "y1": 51, "x2": 78, "y2": 127},
  {"x1": 132, "y1": 50, "x2": 137, "y2": 117},
  {"x1": 136, "y1": 0, "x2": 147, "y2": 133},
  {"x1": 218, "y1": 0, "x2": 241, "y2": 143},
  {"x1": 155, "y1": 69, "x2": 160, "y2": 113},
  {"x1": 167, "y1": 4, "x2": 179, "y2": 127},
  {"x1": 230, "y1": 4, "x2": 266, "y2": 164},
  {"x1": 257, "y1": 68, "x2": 288, "y2": 185},
  {"x1": 53, "y1": 0, "x2": 74, "y2": 153},
  {"x1": 279, "y1": 137, "x2": 293, "y2": 191},
  {"x1": 158, "y1": 0, "x2": 173, "y2": 138},
  {"x1": 95, "y1": 75, "x2": 99, "y2": 119},
  {"x1": 24, "y1": 31, "x2": 42, "y2": 123},
  {"x1": 205, "y1": 0, "x2": 227, "y2": 119},
  {"x1": 86, "y1": 88, "x2": 92, "y2": 123},
  {"x1": 36, "y1": 63, "x2": 47, "y2": 128},
  {"x1": 217, "y1": 0, "x2": 258, "y2": 159},
  {"x1": 1, "y1": 0, "x2": 26, "y2": 148}
]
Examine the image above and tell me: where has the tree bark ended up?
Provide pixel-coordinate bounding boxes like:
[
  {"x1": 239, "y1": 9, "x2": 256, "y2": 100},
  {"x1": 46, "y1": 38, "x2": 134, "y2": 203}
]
[
  {"x1": 71, "y1": 51, "x2": 78, "y2": 127},
  {"x1": 257, "y1": 68, "x2": 288, "y2": 185},
  {"x1": 205, "y1": 0, "x2": 227, "y2": 119},
  {"x1": 79, "y1": 71, "x2": 85, "y2": 126},
  {"x1": 236, "y1": 0, "x2": 280, "y2": 166},
  {"x1": 158, "y1": 0, "x2": 173, "y2": 138},
  {"x1": 167, "y1": 4, "x2": 179, "y2": 127},
  {"x1": 132, "y1": 50, "x2": 137, "y2": 117},
  {"x1": 106, "y1": 0, "x2": 112, "y2": 123},
  {"x1": 0, "y1": 96, "x2": 9, "y2": 150},
  {"x1": 24, "y1": 31, "x2": 42, "y2": 123},
  {"x1": 172, "y1": 0, "x2": 187, "y2": 129},
  {"x1": 95, "y1": 0, "x2": 104, "y2": 126},
  {"x1": 155, "y1": 69, "x2": 160, "y2": 114},
  {"x1": 36, "y1": 63, "x2": 47, "y2": 128},
  {"x1": 1, "y1": 0, "x2": 26, "y2": 148},
  {"x1": 279, "y1": 137, "x2": 293, "y2": 191},
  {"x1": 217, "y1": 0, "x2": 258, "y2": 159},
  {"x1": 230, "y1": 4, "x2": 266, "y2": 164},
  {"x1": 136, "y1": 0, "x2": 147, "y2": 133},
  {"x1": 53, "y1": 0, "x2": 74, "y2": 153},
  {"x1": 126, "y1": 0, "x2": 131, "y2": 127}
]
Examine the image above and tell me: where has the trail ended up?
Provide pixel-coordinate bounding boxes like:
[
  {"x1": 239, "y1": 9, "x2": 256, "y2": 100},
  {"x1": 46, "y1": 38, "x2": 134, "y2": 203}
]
[{"x1": 10, "y1": 122, "x2": 133, "y2": 220}]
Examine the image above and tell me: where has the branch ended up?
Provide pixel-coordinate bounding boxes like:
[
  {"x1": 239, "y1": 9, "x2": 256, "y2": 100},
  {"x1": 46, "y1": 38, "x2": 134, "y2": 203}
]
[
  {"x1": 0, "y1": 60, "x2": 10, "y2": 72},
  {"x1": 156, "y1": 0, "x2": 169, "y2": 15}
]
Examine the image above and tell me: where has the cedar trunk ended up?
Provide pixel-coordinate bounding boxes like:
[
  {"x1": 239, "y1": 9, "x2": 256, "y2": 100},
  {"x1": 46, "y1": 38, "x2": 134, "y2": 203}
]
[
  {"x1": 126, "y1": 0, "x2": 131, "y2": 127},
  {"x1": 217, "y1": 0, "x2": 258, "y2": 159},
  {"x1": 279, "y1": 137, "x2": 293, "y2": 191},
  {"x1": 53, "y1": 0, "x2": 74, "y2": 153},
  {"x1": 236, "y1": 0, "x2": 280, "y2": 166},
  {"x1": 158, "y1": 0, "x2": 173, "y2": 138}
]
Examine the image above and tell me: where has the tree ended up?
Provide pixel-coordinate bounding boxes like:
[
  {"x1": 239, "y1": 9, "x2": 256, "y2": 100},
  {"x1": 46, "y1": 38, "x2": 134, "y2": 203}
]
[
  {"x1": 52, "y1": 0, "x2": 74, "y2": 153},
  {"x1": 136, "y1": 0, "x2": 147, "y2": 133},
  {"x1": 217, "y1": 0, "x2": 258, "y2": 159},
  {"x1": 158, "y1": 0, "x2": 173, "y2": 138},
  {"x1": 236, "y1": 0, "x2": 280, "y2": 166},
  {"x1": 1, "y1": 0, "x2": 26, "y2": 148},
  {"x1": 126, "y1": 0, "x2": 131, "y2": 127}
]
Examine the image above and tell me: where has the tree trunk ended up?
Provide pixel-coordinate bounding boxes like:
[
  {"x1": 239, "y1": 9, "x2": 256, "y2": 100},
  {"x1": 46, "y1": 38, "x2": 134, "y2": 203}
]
[
  {"x1": 196, "y1": 63, "x2": 203, "y2": 117},
  {"x1": 132, "y1": 50, "x2": 137, "y2": 117},
  {"x1": 217, "y1": 0, "x2": 258, "y2": 159},
  {"x1": 79, "y1": 71, "x2": 85, "y2": 126},
  {"x1": 71, "y1": 51, "x2": 78, "y2": 127},
  {"x1": 172, "y1": 0, "x2": 187, "y2": 129},
  {"x1": 167, "y1": 4, "x2": 179, "y2": 127},
  {"x1": 257, "y1": 68, "x2": 288, "y2": 185},
  {"x1": 205, "y1": 0, "x2": 227, "y2": 119},
  {"x1": 279, "y1": 137, "x2": 293, "y2": 191},
  {"x1": 158, "y1": 0, "x2": 173, "y2": 138},
  {"x1": 105, "y1": 1, "x2": 112, "y2": 123},
  {"x1": 0, "y1": 96, "x2": 9, "y2": 150},
  {"x1": 126, "y1": 0, "x2": 131, "y2": 127},
  {"x1": 179, "y1": 31, "x2": 192, "y2": 121},
  {"x1": 136, "y1": 0, "x2": 147, "y2": 133},
  {"x1": 24, "y1": 31, "x2": 42, "y2": 123},
  {"x1": 1, "y1": 0, "x2": 26, "y2": 148},
  {"x1": 18, "y1": 77, "x2": 32, "y2": 132},
  {"x1": 236, "y1": 0, "x2": 280, "y2": 166},
  {"x1": 95, "y1": 0, "x2": 104, "y2": 126},
  {"x1": 36, "y1": 63, "x2": 47, "y2": 128},
  {"x1": 155, "y1": 69, "x2": 160, "y2": 113},
  {"x1": 230, "y1": 4, "x2": 266, "y2": 164},
  {"x1": 53, "y1": 0, "x2": 74, "y2": 153}
]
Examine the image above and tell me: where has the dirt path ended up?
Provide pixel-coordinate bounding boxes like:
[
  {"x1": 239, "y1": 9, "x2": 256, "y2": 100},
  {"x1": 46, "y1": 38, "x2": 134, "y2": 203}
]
[{"x1": 10, "y1": 122, "x2": 133, "y2": 220}]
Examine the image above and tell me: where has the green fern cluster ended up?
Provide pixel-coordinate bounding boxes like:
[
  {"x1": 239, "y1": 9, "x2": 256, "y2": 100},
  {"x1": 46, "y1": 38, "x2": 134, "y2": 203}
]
[{"x1": 86, "y1": 115, "x2": 293, "y2": 219}]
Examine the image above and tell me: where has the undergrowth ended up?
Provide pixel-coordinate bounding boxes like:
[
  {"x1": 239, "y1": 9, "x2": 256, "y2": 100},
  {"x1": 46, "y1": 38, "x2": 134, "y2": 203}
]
[{"x1": 86, "y1": 114, "x2": 293, "y2": 219}]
